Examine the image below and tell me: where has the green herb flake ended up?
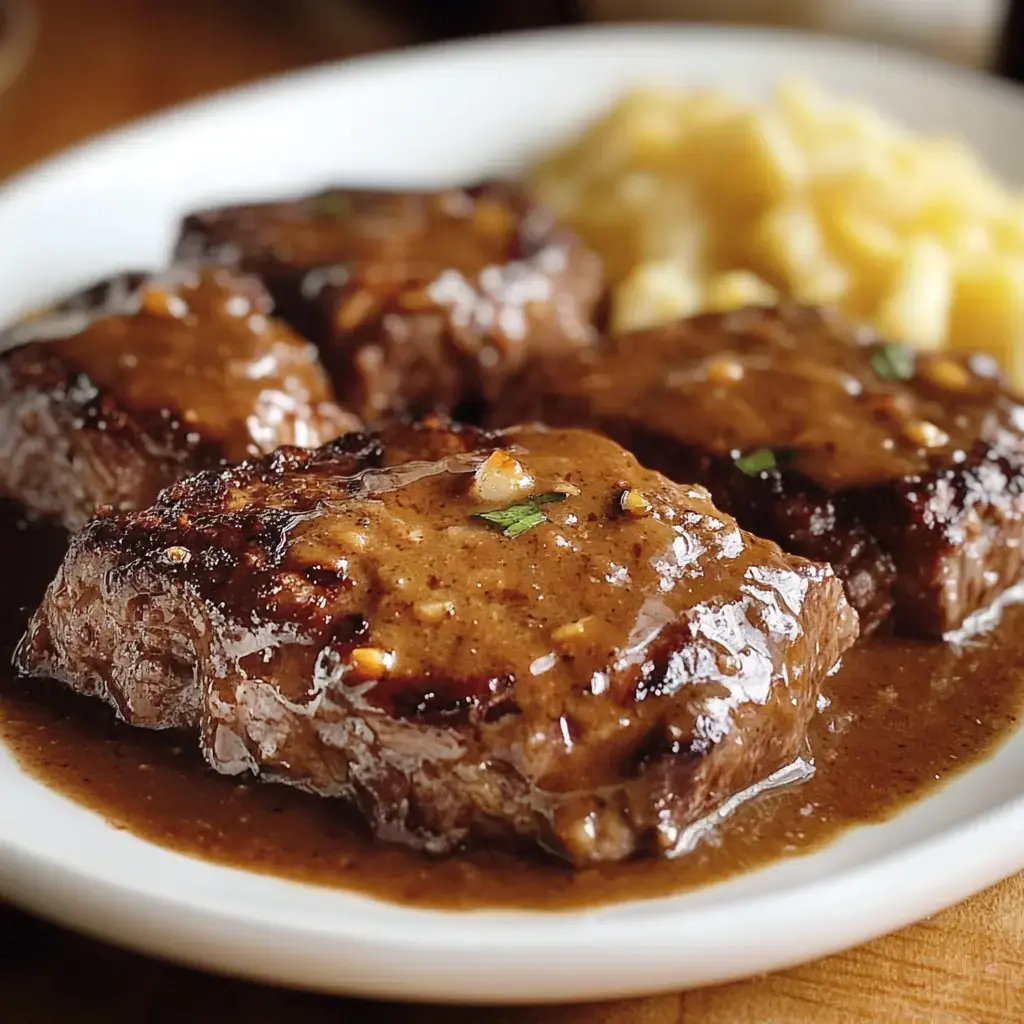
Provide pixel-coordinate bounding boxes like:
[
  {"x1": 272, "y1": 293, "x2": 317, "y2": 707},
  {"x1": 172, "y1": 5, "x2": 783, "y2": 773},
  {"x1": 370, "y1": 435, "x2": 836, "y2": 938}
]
[
  {"x1": 472, "y1": 491, "x2": 568, "y2": 538},
  {"x1": 733, "y1": 448, "x2": 779, "y2": 476},
  {"x1": 503, "y1": 511, "x2": 548, "y2": 538},
  {"x1": 309, "y1": 191, "x2": 353, "y2": 218},
  {"x1": 870, "y1": 343, "x2": 915, "y2": 382}
]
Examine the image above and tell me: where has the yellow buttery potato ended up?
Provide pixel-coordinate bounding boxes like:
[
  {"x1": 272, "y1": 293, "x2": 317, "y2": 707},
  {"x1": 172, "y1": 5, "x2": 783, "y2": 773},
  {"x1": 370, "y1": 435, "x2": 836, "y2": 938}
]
[{"x1": 531, "y1": 79, "x2": 1024, "y2": 386}]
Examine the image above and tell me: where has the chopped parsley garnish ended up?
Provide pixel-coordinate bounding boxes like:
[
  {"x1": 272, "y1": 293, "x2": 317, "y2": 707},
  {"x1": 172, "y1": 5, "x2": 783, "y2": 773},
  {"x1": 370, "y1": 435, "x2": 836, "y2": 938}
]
[
  {"x1": 309, "y1": 191, "x2": 353, "y2": 218},
  {"x1": 870, "y1": 343, "x2": 915, "y2": 382},
  {"x1": 734, "y1": 448, "x2": 785, "y2": 476},
  {"x1": 472, "y1": 491, "x2": 567, "y2": 538}
]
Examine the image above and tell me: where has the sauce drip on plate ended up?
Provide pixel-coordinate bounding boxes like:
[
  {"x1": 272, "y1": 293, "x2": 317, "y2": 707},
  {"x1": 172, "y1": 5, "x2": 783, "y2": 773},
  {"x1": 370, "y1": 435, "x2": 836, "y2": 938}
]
[{"x1": 0, "y1": 501, "x2": 1020, "y2": 909}]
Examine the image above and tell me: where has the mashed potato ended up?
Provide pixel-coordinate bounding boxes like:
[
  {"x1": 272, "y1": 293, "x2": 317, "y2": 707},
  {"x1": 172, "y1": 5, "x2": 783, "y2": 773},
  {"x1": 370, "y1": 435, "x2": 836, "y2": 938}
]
[{"x1": 531, "y1": 80, "x2": 1024, "y2": 386}]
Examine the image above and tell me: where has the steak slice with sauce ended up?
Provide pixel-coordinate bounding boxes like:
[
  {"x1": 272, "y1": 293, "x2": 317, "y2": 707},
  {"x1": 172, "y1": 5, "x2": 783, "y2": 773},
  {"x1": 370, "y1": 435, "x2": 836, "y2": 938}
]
[
  {"x1": 174, "y1": 182, "x2": 604, "y2": 422},
  {"x1": 0, "y1": 266, "x2": 359, "y2": 531},
  {"x1": 494, "y1": 303, "x2": 1024, "y2": 637},
  {"x1": 16, "y1": 420, "x2": 857, "y2": 865}
]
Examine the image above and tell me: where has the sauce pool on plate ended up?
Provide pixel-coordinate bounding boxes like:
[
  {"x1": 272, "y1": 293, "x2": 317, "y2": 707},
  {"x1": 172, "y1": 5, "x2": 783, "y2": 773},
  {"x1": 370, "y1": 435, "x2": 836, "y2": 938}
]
[{"x1": 0, "y1": 500, "x2": 1020, "y2": 910}]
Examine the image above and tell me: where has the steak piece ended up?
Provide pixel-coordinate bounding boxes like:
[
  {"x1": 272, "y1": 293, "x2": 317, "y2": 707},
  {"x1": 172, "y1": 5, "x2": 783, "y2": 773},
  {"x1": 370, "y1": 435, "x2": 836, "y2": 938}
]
[
  {"x1": 0, "y1": 266, "x2": 359, "y2": 530},
  {"x1": 16, "y1": 420, "x2": 856, "y2": 865},
  {"x1": 174, "y1": 182, "x2": 604, "y2": 421},
  {"x1": 494, "y1": 303, "x2": 1024, "y2": 637}
]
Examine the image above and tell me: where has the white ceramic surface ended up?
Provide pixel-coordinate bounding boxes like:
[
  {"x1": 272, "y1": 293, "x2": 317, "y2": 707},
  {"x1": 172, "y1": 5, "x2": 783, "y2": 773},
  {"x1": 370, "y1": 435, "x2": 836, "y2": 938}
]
[{"x1": 1, "y1": 25, "x2": 1024, "y2": 1004}]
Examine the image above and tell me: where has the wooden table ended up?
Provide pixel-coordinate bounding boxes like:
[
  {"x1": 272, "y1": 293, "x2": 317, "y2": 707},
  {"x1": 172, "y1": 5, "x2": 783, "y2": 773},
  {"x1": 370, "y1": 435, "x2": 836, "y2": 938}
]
[{"x1": 0, "y1": 2, "x2": 1021, "y2": 1020}]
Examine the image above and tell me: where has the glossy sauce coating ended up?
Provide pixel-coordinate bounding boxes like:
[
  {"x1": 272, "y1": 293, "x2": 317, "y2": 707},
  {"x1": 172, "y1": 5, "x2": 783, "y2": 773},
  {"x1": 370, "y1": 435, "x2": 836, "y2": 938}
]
[
  {"x1": 180, "y1": 426, "x2": 832, "y2": 718},
  {"x1": 500, "y1": 303, "x2": 1024, "y2": 638},
  {"x1": 177, "y1": 184, "x2": 605, "y2": 419},
  {"x1": 211, "y1": 426, "x2": 850, "y2": 801},
  {"x1": 0, "y1": 503, "x2": 1019, "y2": 908},
  {"x1": 3, "y1": 265, "x2": 356, "y2": 462},
  {"x1": 516, "y1": 304, "x2": 1024, "y2": 489},
  {"x1": 15, "y1": 426, "x2": 853, "y2": 862}
]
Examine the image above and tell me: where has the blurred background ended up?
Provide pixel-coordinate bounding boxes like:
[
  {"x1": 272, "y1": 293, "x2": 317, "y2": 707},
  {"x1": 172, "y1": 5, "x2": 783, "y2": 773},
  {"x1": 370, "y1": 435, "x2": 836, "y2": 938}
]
[{"x1": 0, "y1": 0, "x2": 1022, "y2": 184}]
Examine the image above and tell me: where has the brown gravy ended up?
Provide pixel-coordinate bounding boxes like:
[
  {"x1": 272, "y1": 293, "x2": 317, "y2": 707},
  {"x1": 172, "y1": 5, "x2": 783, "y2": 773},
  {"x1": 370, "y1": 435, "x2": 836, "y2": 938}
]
[{"x1": 0, "y1": 501, "x2": 1020, "y2": 910}]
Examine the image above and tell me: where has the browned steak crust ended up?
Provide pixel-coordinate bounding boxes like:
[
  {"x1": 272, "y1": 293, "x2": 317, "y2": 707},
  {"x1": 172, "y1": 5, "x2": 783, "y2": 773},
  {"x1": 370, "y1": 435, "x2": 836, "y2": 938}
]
[
  {"x1": 174, "y1": 182, "x2": 604, "y2": 421},
  {"x1": 16, "y1": 421, "x2": 856, "y2": 864},
  {"x1": 493, "y1": 304, "x2": 1024, "y2": 637},
  {"x1": 0, "y1": 266, "x2": 359, "y2": 530}
]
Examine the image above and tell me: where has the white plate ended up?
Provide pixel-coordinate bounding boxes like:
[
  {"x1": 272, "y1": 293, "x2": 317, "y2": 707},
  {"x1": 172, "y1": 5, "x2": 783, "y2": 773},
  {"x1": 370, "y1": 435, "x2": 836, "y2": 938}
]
[{"x1": 1, "y1": 24, "x2": 1024, "y2": 1005}]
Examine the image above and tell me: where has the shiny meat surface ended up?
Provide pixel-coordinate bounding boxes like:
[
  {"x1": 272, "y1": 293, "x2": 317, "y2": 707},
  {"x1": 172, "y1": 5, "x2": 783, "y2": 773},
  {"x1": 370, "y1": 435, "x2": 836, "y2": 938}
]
[
  {"x1": 175, "y1": 182, "x2": 604, "y2": 421},
  {"x1": 495, "y1": 304, "x2": 1024, "y2": 636},
  {"x1": 0, "y1": 266, "x2": 358, "y2": 530},
  {"x1": 17, "y1": 420, "x2": 857, "y2": 864}
]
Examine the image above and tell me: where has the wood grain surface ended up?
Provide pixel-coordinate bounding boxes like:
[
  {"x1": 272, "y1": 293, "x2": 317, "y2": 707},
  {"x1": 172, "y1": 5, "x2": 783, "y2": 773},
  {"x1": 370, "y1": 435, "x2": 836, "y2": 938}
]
[{"x1": 0, "y1": 2, "x2": 1021, "y2": 1020}]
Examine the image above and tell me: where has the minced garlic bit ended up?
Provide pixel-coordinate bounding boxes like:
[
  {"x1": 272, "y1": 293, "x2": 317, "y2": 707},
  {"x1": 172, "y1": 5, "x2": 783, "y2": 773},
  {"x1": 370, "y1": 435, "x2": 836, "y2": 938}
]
[
  {"x1": 553, "y1": 482, "x2": 582, "y2": 497},
  {"x1": 619, "y1": 488, "x2": 653, "y2": 517},
  {"x1": 163, "y1": 545, "x2": 191, "y2": 565},
  {"x1": 141, "y1": 287, "x2": 188, "y2": 319},
  {"x1": 552, "y1": 617, "x2": 592, "y2": 645},
  {"x1": 473, "y1": 198, "x2": 514, "y2": 237},
  {"x1": 903, "y1": 419, "x2": 950, "y2": 449},
  {"x1": 334, "y1": 290, "x2": 378, "y2": 331},
  {"x1": 921, "y1": 358, "x2": 971, "y2": 391},
  {"x1": 414, "y1": 599, "x2": 455, "y2": 624},
  {"x1": 347, "y1": 647, "x2": 395, "y2": 682},
  {"x1": 704, "y1": 355, "x2": 745, "y2": 384},
  {"x1": 397, "y1": 288, "x2": 437, "y2": 311},
  {"x1": 471, "y1": 449, "x2": 534, "y2": 504}
]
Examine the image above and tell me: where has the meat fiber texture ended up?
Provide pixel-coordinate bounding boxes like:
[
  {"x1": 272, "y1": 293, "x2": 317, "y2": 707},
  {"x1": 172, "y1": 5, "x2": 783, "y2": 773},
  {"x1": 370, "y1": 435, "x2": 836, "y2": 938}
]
[{"x1": 18, "y1": 419, "x2": 857, "y2": 864}]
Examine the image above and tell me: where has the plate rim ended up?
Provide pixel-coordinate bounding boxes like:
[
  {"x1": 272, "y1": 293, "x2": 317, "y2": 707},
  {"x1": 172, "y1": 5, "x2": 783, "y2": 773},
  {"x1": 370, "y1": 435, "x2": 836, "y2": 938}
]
[
  {"x1": 1, "y1": 21, "x2": 1023, "y2": 1003},
  {"x1": 5, "y1": 20, "x2": 1024, "y2": 201},
  {"x1": 2, "y1": 792, "x2": 1022, "y2": 1002}
]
